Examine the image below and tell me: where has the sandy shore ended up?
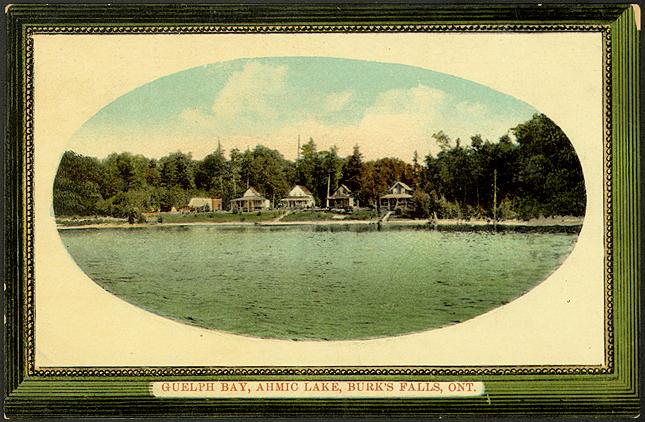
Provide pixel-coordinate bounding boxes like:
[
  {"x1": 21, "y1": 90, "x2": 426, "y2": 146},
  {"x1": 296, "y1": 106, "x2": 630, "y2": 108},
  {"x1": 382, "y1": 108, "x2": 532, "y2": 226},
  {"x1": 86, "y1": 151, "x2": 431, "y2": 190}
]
[
  {"x1": 57, "y1": 221, "x2": 257, "y2": 230},
  {"x1": 57, "y1": 220, "x2": 377, "y2": 230},
  {"x1": 57, "y1": 216, "x2": 583, "y2": 230}
]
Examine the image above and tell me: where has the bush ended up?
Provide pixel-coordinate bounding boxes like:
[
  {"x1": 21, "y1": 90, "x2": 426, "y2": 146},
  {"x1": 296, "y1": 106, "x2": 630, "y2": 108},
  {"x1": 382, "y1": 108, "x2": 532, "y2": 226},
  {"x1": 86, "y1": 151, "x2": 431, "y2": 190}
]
[
  {"x1": 511, "y1": 197, "x2": 542, "y2": 221},
  {"x1": 438, "y1": 196, "x2": 461, "y2": 219},
  {"x1": 412, "y1": 190, "x2": 432, "y2": 218},
  {"x1": 498, "y1": 198, "x2": 518, "y2": 220}
]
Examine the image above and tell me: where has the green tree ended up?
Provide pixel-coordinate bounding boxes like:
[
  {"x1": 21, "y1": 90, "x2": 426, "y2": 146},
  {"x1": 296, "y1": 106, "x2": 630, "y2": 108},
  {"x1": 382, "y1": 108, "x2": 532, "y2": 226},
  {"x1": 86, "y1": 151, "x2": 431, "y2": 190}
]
[
  {"x1": 512, "y1": 113, "x2": 586, "y2": 217},
  {"x1": 248, "y1": 145, "x2": 292, "y2": 205},
  {"x1": 144, "y1": 159, "x2": 161, "y2": 187},
  {"x1": 53, "y1": 151, "x2": 103, "y2": 216},
  {"x1": 432, "y1": 130, "x2": 452, "y2": 151},
  {"x1": 295, "y1": 138, "x2": 318, "y2": 195},
  {"x1": 159, "y1": 152, "x2": 195, "y2": 191},
  {"x1": 228, "y1": 148, "x2": 243, "y2": 201},
  {"x1": 342, "y1": 144, "x2": 364, "y2": 204},
  {"x1": 316, "y1": 146, "x2": 344, "y2": 205},
  {"x1": 411, "y1": 189, "x2": 433, "y2": 218},
  {"x1": 194, "y1": 145, "x2": 227, "y2": 196}
]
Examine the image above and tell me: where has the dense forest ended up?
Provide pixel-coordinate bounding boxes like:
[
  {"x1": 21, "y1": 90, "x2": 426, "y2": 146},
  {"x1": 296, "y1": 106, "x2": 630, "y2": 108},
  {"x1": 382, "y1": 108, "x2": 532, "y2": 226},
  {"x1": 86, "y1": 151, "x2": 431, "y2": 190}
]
[{"x1": 54, "y1": 113, "x2": 586, "y2": 221}]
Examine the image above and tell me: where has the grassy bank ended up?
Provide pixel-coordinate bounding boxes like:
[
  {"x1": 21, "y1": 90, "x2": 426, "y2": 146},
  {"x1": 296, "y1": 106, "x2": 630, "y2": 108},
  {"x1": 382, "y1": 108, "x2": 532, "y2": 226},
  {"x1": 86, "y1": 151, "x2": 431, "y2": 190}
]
[
  {"x1": 56, "y1": 211, "x2": 283, "y2": 226},
  {"x1": 153, "y1": 211, "x2": 282, "y2": 224},
  {"x1": 281, "y1": 209, "x2": 382, "y2": 222},
  {"x1": 56, "y1": 216, "x2": 127, "y2": 226},
  {"x1": 56, "y1": 212, "x2": 583, "y2": 233}
]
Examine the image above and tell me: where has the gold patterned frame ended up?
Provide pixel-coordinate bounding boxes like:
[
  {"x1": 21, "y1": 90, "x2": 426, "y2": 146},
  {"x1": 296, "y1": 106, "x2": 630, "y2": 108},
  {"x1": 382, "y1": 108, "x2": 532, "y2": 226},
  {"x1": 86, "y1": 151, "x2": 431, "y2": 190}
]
[{"x1": 22, "y1": 23, "x2": 613, "y2": 377}]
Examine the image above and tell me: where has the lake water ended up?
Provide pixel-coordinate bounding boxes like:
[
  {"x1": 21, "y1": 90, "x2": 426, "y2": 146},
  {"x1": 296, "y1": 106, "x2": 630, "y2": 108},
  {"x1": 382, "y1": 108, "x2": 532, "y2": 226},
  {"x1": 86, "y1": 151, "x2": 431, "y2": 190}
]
[{"x1": 58, "y1": 224, "x2": 579, "y2": 340}]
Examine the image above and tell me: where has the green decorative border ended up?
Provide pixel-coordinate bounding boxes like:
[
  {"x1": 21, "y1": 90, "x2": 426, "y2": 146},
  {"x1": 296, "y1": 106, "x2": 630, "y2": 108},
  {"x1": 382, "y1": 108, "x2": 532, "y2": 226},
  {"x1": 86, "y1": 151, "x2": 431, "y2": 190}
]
[{"x1": 4, "y1": 4, "x2": 639, "y2": 417}]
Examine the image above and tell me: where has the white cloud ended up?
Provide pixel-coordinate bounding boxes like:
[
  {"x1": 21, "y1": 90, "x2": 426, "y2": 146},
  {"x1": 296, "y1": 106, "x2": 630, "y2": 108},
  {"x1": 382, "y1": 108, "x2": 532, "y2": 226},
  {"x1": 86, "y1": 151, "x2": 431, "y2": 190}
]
[
  {"x1": 211, "y1": 62, "x2": 288, "y2": 121},
  {"x1": 177, "y1": 84, "x2": 448, "y2": 161},
  {"x1": 71, "y1": 82, "x2": 530, "y2": 164},
  {"x1": 348, "y1": 85, "x2": 446, "y2": 158},
  {"x1": 323, "y1": 90, "x2": 353, "y2": 112},
  {"x1": 267, "y1": 85, "x2": 448, "y2": 161},
  {"x1": 367, "y1": 84, "x2": 445, "y2": 116}
]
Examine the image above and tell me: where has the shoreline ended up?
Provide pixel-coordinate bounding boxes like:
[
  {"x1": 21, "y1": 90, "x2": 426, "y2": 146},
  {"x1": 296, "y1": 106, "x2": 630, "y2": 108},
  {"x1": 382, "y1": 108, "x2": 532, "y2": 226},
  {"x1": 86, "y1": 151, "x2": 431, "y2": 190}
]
[{"x1": 56, "y1": 217, "x2": 584, "y2": 231}]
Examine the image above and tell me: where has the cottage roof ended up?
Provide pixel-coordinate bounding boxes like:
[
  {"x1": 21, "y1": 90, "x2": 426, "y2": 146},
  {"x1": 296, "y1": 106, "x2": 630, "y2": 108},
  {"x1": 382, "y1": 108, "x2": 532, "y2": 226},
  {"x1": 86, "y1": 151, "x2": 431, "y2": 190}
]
[
  {"x1": 328, "y1": 184, "x2": 353, "y2": 199},
  {"x1": 287, "y1": 185, "x2": 314, "y2": 197},
  {"x1": 388, "y1": 181, "x2": 412, "y2": 192},
  {"x1": 244, "y1": 187, "x2": 262, "y2": 197},
  {"x1": 234, "y1": 187, "x2": 267, "y2": 201},
  {"x1": 188, "y1": 197, "x2": 213, "y2": 208}
]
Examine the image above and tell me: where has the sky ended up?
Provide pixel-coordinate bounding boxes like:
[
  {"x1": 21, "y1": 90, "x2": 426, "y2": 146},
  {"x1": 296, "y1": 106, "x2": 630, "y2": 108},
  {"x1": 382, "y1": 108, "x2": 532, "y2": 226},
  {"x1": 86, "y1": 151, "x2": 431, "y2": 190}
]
[{"x1": 68, "y1": 57, "x2": 538, "y2": 162}]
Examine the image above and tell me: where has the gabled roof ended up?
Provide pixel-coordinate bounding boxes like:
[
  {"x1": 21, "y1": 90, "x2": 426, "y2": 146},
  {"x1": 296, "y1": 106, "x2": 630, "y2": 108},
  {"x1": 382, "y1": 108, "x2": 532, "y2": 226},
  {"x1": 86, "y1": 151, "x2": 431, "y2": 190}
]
[
  {"x1": 328, "y1": 184, "x2": 353, "y2": 199},
  {"x1": 234, "y1": 187, "x2": 267, "y2": 201},
  {"x1": 287, "y1": 185, "x2": 313, "y2": 197},
  {"x1": 337, "y1": 184, "x2": 352, "y2": 194},
  {"x1": 243, "y1": 187, "x2": 263, "y2": 198},
  {"x1": 388, "y1": 181, "x2": 412, "y2": 192},
  {"x1": 188, "y1": 197, "x2": 213, "y2": 207}
]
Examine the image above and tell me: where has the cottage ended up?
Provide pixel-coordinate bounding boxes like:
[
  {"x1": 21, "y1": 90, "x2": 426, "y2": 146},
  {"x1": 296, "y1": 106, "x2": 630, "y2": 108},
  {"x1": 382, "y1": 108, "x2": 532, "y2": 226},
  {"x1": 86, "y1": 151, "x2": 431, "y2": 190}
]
[
  {"x1": 187, "y1": 197, "x2": 222, "y2": 212},
  {"x1": 230, "y1": 188, "x2": 270, "y2": 212},
  {"x1": 327, "y1": 184, "x2": 355, "y2": 209},
  {"x1": 280, "y1": 185, "x2": 316, "y2": 209},
  {"x1": 380, "y1": 181, "x2": 414, "y2": 210}
]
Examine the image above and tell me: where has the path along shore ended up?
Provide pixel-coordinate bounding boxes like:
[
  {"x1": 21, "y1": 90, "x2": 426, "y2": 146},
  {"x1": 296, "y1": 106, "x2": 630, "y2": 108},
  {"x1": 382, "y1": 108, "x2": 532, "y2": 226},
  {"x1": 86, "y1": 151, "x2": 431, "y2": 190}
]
[{"x1": 57, "y1": 216, "x2": 584, "y2": 231}]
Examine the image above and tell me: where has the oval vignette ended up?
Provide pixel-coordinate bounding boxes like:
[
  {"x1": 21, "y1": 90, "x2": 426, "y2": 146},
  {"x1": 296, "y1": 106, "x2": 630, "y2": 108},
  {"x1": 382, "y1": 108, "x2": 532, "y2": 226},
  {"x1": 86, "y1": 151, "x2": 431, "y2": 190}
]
[{"x1": 53, "y1": 57, "x2": 586, "y2": 341}]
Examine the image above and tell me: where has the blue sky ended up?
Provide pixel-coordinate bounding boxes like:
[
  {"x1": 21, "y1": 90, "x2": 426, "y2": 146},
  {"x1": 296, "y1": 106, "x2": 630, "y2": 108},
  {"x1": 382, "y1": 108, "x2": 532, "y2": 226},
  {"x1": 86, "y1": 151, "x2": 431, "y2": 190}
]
[{"x1": 69, "y1": 57, "x2": 537, "y2": 161}]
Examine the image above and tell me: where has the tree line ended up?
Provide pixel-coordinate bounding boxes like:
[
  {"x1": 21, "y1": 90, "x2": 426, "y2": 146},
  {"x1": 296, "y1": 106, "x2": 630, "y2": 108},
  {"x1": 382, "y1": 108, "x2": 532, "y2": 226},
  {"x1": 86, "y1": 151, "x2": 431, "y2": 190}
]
[{"x1": 54, "y1": 113, "x2": 586, "y2": 220}]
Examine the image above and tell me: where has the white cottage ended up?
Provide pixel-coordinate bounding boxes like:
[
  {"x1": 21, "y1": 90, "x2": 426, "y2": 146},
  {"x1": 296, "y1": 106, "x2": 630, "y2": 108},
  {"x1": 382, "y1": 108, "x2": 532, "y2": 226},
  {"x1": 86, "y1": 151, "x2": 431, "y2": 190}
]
[
  {"x1": 280, "y1": 185, "x2": 316, "y2": 209},
  {"x1": 380, "y1": 181, "x2": 414, "y2": 210},
  {"x1": 327, "y1": 184, "x2": 355, "y2": 209},
  {"x1": 187, "y1": 197, "x2": 222, "y2": 212},
  {"x1": 230, "y1": 188, "x2": 270, "y2": 212}
]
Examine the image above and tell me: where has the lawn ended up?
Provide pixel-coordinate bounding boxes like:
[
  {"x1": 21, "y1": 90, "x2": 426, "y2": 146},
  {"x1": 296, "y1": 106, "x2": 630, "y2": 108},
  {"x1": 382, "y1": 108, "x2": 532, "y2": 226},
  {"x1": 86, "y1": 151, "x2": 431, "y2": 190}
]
[
  {"x1": 281, "y1": 209, "x2": 382, "y2": 222},
  {"x1": 56, "y1": 216, "x2": 127, "y2": 226},
  {"x1": 281, "y1": 211, "x2": 337, "y2": 222},
  {"x1": 56, "y1": 209, "x2": 383, "y2": 226},
  {"x1": 157, "y1": 211, "x2": 283, "y2": 224}
]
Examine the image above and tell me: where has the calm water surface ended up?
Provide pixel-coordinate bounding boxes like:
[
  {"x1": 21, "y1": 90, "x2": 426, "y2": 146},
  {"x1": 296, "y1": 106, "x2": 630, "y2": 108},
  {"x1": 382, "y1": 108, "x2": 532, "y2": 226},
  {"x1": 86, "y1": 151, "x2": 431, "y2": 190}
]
[{"x1": 59, "y1": 225, "x2": 578, "y2": 340}]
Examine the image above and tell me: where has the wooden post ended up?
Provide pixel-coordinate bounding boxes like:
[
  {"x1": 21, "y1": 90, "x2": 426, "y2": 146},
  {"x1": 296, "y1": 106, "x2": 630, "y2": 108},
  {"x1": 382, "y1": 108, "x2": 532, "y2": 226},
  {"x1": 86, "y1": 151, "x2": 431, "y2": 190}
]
[
  {"x1": 493, "y1": 168, "x2": 498, "y2": 230},
  {"x1": 326, "y1": 173, "x2": 331, "y2": 208}
]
